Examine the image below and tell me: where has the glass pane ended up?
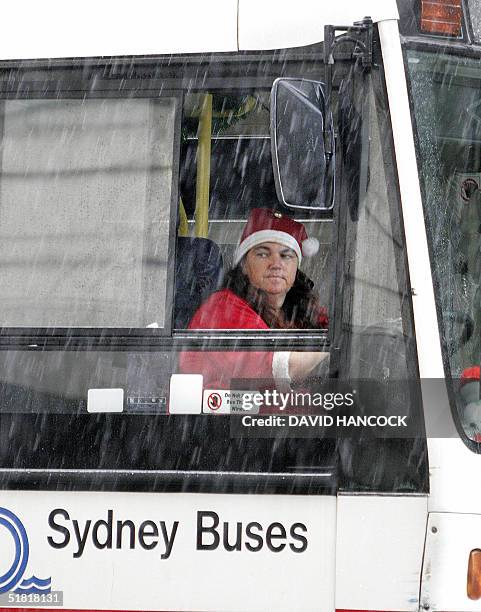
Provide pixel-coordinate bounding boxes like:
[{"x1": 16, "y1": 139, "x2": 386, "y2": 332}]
[
  {"x1": 406, "y1": 49, "x2": 481, "y2": 444},
  {"x1": 0, "y1": 50, "x2": 426, "y2": 493},
  {"x1": 0, "y1": 97, "x2": 177, "y2": 327},
  {"x1": 176, "y1": 91, "x2": 332, "y2": 331}
]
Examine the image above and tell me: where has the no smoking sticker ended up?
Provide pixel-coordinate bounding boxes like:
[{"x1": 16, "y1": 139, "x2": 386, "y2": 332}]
[
  {"x1": 202, "y1": 390, "x2": 260, "y2": 414},
  {"x1": 203, "y1": 390, "x2": 230, "y2": 414},
  {"x1": 207, "y1": 392, "x2": 222, "y2": 411}
]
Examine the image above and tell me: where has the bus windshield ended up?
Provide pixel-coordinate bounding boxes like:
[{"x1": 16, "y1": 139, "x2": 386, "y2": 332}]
[{"x1": 406, "y1": 47, "x2": 481, "y2": 447}]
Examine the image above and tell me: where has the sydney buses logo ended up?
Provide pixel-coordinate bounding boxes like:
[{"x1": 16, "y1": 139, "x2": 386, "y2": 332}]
[{"x1": 0, "y1": 507, "x2": 51, "y2": 594}]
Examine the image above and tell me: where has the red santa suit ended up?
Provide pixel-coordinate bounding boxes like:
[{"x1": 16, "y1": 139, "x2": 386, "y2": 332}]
[
  {"x1": 179, "y1": 288, "x2": 280, "y2": 388},
  {"x1": 179, "y1": 288, "x2": 328, "y2": 389}
]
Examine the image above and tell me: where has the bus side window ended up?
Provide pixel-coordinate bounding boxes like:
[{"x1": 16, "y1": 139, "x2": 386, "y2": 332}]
[{"x1": 177, "y1": 90, "x2": 332, "y2": 331}]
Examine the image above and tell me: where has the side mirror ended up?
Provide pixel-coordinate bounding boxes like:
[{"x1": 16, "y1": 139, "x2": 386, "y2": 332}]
[{"x1": 270, "y1": 78, "x2": 335, "y2": 211}]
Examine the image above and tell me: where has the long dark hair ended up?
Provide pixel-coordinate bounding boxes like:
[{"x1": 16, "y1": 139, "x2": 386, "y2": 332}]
[{"x1": 222, "y1": 264, "x2": 326, "y2": 329}]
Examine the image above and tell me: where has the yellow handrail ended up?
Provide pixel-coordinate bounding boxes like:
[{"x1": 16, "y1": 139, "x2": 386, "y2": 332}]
[
  {"x1": 195, "y1": 93, "x2": 212, "y2": 238},
  {"x1": 178, "y1": 197, "x2": 189, "y2": 237}
]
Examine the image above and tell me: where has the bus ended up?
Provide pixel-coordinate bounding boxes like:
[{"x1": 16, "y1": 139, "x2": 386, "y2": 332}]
[{"x1": 0, "y1": 0, "x2": 479, "y2": 610}]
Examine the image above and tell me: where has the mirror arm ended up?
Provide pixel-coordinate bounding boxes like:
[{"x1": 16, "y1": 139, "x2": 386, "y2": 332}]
[
  {"x1": 323, "y1": 25, "x2": 336, "y2": 159},
  {"x1": 323, "y1": 18, "x2": 374, "y2": 159}
]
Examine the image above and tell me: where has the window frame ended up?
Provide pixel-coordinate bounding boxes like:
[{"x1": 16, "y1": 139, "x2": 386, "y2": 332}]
[
  {"x1": 0, "y1": 71, "x2": 183, "y2": 344},
  {"x1": 0, "y1": 54, "x2": 335, "y2": 352},
  {"x1": 0, "y1": 46, "x2": 429, "y2": 496}
]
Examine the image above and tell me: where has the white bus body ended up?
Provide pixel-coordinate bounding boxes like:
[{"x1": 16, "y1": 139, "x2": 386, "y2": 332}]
[{"x1": 0, "y1": 1, "x2": 479, "y2": 612}]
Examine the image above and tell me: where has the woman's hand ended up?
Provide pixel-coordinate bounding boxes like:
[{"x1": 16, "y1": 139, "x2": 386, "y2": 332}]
[{"x1": 288, "y1": 351, "x2": 330, "y2": 381}]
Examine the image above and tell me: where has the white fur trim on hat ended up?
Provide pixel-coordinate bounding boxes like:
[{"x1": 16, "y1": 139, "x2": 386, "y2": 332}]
[{"x1": 233, "y1": 229, "x2": 302, "y2": 266}]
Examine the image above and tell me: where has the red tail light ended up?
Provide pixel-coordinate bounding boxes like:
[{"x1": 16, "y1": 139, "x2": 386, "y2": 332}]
[{"x1": 468, "y1": 549, "x2": 481, "y2": 600}]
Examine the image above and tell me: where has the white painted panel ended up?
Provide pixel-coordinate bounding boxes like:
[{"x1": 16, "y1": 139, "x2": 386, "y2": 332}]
[
  {"x1": 87, "y1": 388, "x2": 124, "y2": 413},
  {"x1": 378, "y1": 20, "x2": 444, "y2": 379},
  {"x1": 169, "y1": 374, "x2": 203, "y2": 414},
  {"x1": 421, "y1": 512, "x2": 481, "y2": 611},
  {"x1": 428, "y1": 438, "x2": 481, "y2": 513},
  {"x1": 238, "y1": 0, "x2": 399, "y2": 50},
  {"x1": 0, "y1": 490, "x2": 336, "y2": 612},
  {"x1": 336, "y1": 495, "x2": 428, "y2": 611},
  {"x1": 0, "y1": 0, "x2": 238, "y2": 60}
]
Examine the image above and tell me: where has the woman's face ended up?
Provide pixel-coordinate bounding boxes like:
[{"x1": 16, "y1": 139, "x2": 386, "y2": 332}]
[{"x1": 242, "y1": 242, "x2": 298, "y2": 302}]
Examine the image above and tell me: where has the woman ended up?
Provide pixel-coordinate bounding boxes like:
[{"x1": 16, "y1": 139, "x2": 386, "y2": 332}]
[{"x1": 179, "y1": 208, "x2": 329, "y2": 388}]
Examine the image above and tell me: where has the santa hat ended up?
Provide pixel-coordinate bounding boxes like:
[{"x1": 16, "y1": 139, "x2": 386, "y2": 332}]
[{"x1": 233, "y1": 208, "x2": 319, "y2": 266}]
